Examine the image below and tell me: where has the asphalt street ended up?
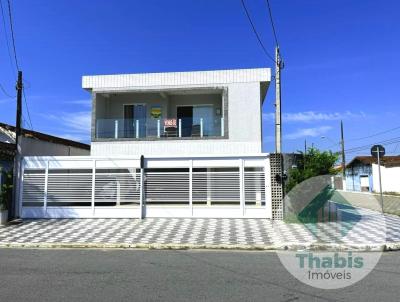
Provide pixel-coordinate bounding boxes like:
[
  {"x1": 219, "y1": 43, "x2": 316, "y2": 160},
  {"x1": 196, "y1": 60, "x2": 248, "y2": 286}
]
[{"x1": 0, "y1": 249, "x2": 399, "y2": 302}]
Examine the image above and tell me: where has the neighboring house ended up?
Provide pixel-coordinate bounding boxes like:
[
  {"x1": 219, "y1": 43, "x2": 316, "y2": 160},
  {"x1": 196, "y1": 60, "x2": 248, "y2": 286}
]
[
  {"x1": 0, "y1": 122, "x2": 90, "y2": 216},
  {"x1": 345, "y1": 155, "x2": 400, "y2": 193},
  {"x1": 18, "y1": 68, "x2": 284, "y2": 220},
  {"x1": 83, "y1": 68, "x2": 270, "y2": 156},
  {"x1": 0, "y1": 122, "x2": 90, "y2": 157}
]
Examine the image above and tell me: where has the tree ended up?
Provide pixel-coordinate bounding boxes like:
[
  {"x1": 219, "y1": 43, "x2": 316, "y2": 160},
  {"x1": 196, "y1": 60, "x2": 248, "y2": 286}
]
[{"x1": 286, "y1": 147, "x2": 339, "y2": 193}]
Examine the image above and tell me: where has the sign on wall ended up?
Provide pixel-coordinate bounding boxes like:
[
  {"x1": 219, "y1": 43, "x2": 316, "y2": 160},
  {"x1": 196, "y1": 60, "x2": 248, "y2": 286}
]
[
  {"x1": 164, "y1": 118, "x2": 177, "y2": 127},
  {"x1": 150, "y1": 105, "x2": 162, "y2": 118}
]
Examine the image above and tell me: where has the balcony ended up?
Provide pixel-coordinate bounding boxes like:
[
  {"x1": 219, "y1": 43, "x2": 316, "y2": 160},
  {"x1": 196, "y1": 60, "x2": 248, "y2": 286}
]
[{"x1": 95, "y1": 117, "x2": 224, "y2": 139}]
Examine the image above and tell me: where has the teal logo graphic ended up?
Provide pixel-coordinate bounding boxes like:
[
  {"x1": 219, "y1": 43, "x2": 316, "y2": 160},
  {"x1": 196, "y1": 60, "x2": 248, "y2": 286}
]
[{"x1": 277, "y1": 175, "x2": 386, "y2": 289}]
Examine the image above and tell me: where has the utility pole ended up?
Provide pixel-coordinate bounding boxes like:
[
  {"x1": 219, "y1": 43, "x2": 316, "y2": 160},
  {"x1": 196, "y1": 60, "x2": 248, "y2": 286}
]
[
  {"x1": 15, "y1": 71, "x2": 23, "y2": 152},
  {"x1": 11, "y1": 71, "x2": 23, "y2": 219},
  {"x1": 340, "y1": 120, "x2": 346, "y2": 186},
  {"x1": 275, "y1": 46, "x2": 282, "y2": 153}
]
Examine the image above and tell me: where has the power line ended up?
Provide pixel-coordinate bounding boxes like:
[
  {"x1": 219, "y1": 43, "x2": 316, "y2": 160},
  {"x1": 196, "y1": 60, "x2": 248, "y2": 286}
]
[
  {"x1": 22, "y1": 88, "x2": 33, "y2": 130},
  {"x1": 6, "y1": 0, "x2": 19, "y2": 70},
  {"x1": 240, "y1": 0, "x2": 276, "y2": 63},
  {"x1": 345, "y1": 140, "x2": 400, "y2": 155},
  {"x1": 5, "y1": 0, "x2": 34, "y2": 130},
  {"x1": 342, "y1": 136, "x2": 400, "y2": 154},
  {"x1": 0, "y1": 82, "x2": 14, "y2": 98},
  {"x1": 393, "y1": 143, "x2": 400, "y2": 154},
  {"x1": 0, "y1": 0, "x2": 16, "y2": 77},
  {"x1": 346, "y1": 125, "x2": 400, "y2": 143},
  {"x1": 265, "y1": 0, "x2": 279, "y2": 47}
]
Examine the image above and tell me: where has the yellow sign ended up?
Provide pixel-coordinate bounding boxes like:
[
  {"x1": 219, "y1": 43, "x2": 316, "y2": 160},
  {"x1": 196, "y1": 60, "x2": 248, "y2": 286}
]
[{"x1": 151, "y1": 106, "x2": 162, "y2": 118}]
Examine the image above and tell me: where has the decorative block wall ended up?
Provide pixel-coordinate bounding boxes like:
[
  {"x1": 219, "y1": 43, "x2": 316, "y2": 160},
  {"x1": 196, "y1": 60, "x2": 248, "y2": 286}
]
[{"x1": 270, "y1": 153, "x2": 284, "y2": 220}]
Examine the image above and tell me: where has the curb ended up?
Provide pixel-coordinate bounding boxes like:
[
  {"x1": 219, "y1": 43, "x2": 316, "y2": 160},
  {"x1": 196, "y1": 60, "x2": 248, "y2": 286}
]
[{"x1": 1, "y1": 241, "x2": 399, "y2": 251}]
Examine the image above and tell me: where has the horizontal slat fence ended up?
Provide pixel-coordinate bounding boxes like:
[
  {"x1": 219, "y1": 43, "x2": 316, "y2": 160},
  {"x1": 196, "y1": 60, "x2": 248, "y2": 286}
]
[{"x1": 20, "y1": 156, "x2": 272, "y2": 218}]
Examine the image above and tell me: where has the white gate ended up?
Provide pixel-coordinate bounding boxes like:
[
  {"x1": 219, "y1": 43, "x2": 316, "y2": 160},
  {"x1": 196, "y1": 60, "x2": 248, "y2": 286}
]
[{"x1": 19, "y1": 155, "x2": 272, "y2": 218}]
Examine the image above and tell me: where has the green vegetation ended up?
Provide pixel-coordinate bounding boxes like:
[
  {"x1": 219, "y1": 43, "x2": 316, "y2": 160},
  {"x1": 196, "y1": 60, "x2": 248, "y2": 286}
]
[
  {"x1": 286, "y1": 147, "x2": 339, "y2": 193},
  {"x1": 0, "y1": 169, "x2": 13, "y2": 211}
]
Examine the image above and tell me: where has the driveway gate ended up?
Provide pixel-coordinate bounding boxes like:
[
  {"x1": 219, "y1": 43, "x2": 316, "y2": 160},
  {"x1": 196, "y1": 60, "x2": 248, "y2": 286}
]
[{"x1": 18, "y1": 155, "x2": 273, "y2": 219}]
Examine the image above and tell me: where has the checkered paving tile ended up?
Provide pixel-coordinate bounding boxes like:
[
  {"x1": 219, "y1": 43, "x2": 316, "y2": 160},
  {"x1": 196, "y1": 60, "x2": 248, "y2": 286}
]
[{"x1": 0, "y1": 212, "x2": 398, "y2": 247}]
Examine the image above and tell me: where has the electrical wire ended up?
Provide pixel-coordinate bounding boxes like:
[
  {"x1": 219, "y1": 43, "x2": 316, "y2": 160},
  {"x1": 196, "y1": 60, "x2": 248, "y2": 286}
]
[
  {"x1": 240, "y1": 0, "x2": 276, "y2": 64},
  {"x1": 0, "y1": 0, "x2": 16, "y2": 78},
  {"x1": 6, "y1": 0, "x2": 19, "y2": 70},
  {"x1": 265, "y1": 0, "x2": 279, "y2": 47},
  {"x1": 22, "y1": 88, "x2": 33, "y2": 130},
  {"x1": 5, "y1": 0, "x2": 34, "y2": 130},
  {"x1": 341, "y1": 136, "x2": 400, "y2": 155},
  {"x1": 0, "y1": 82, "x2": 14, "y2": 98},
  {"x1": 346, "y1": 125, "x2": 400, "y2": 143}
]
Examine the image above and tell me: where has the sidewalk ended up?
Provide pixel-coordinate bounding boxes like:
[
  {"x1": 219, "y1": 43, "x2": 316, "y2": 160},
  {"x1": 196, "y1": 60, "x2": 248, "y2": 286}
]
[
  {"x1": 1, "y1": 208, "x2": 399, "y2": 251},
  {"x1": 337, "y1": 190, "x2": 400, "y2": 216}
]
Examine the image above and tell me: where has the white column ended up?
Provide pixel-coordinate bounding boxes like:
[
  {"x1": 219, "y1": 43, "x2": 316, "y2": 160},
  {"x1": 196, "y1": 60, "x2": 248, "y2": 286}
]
[
  {"x1": 136, "y1": 120, "x2": 139, "y2": 138},
  {"x1": 116, "y1": 181, "x2": 121, "y2": 206},
  {"x1": 189, "y1": 160, "x2": 193, "y2": 216},
  {"x1": 200, "y1": 118, "x2": 203, "y2": 138},
  {"x1": 18, "y1": 158, "x2": 25, "y2": 218},
  {"x1": 265, "y1": 157, "x2": 272, "y2": 219},
  {"x1": 91, "y1": 160, "x2": 96, "y2": 215},
  {"x1": 206, "y1": 168, "x2": 211, "y2": 206},
  {"x1": 139, "y1": 168, "x2": 144, "y2": 219},
  {"x1": 157, "y1": 119, "x2": 161, "y2": 138},
  {"x1": 43, "y1": 160, "x2": 49, "y2": 212},
  {"x1": 239, "y1": 159, "x2": 245, "y2": 216},
  {"x1": 220, "y1": 117, "x2": 224, "y2": 137},
  {"x1": 178, "y1": 119, "x2": 182, "y2": 137},
  {"x1": 114, "y1": 120, "x2": 118, "y2": 139}
]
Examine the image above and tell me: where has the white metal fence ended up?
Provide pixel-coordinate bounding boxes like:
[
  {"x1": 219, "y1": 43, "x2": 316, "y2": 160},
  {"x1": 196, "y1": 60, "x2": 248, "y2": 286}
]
[{"x1": 19, "y1": 155, "x2": 272, "y2": 218}]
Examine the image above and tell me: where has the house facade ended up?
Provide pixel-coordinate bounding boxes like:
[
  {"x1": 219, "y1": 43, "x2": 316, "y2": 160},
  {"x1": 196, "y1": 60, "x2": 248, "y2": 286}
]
[
  {"x1": 84, "y1": 68, "x2": 269, "y2": 156},
  {"x1": 17, "y1": 68, "x2": 284, "y2": 220},
  {"x1": 345, "y1": 155, "x2": 400, "y2": 193}
]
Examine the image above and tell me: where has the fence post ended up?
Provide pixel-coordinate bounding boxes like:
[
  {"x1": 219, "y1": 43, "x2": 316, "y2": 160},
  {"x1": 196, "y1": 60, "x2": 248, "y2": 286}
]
[
  {"x1": 114, "y1": 120, "x2": 118, "y2": 139},
  {"x1": 91, "y1": 160, "x2": 96, "y2": 216},
  {"x1": 178, "y1": 119, "x2": 182, "y2": 137},
  {"x1": 136, "y1": 120, "x2": 139, "y2": 138},
  {"x1": 239, "y1": 159, "x2": 245, "y2": 216},
  {"x1": 220, "y1": 117, "x2": 224, "y2": 137},
  {"x1": 18, "y1": 158, "x2": 25, "y2": 218},
  {"x1": 157, "y1": 119, "x2": 161, "y2": 138},
  {"x1": 44, "y1": 160, "x2": 49, "y2": 213},
  {"x1": 139, "y1": 168, "x2": 144, "y2": 219},
  {"x1": 189, "y1": 160, "x2": 193, "y2": 217},
  {"x1": 116, "y1": 181, "x2": 121, "y2": 206},
  {"x1": 200, "y1": 118, "x2": 203, "y2": 137},
  {"x1": 264, "y1": 158, "x2": 272, "y2": 218}
]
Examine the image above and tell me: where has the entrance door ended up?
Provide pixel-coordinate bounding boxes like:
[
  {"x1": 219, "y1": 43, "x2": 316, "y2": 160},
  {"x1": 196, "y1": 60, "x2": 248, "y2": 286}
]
[
  {"x1": 124, "y1": 104, "x2": 147, "y2": 138},
  {"x1": 177, "y1": 106, "x2": 193, "y2": 137},
  {"x1": 193, "y1": 105, "x2": 213, "y2": 136}
]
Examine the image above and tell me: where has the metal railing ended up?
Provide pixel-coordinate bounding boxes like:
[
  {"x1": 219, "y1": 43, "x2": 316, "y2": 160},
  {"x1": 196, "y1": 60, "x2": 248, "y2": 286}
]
[{"x1": 95, "y1": 117, "x2": 224, "y2": 139}]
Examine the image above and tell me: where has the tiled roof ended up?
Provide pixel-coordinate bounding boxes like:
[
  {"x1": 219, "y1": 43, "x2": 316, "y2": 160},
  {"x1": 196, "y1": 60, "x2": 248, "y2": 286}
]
[
  {"x1": 0, "y1": 122, "x2": 90, "y2": 150},
  {"x1": 347, "y1": 155, "x2": 400, "y2": 168}
]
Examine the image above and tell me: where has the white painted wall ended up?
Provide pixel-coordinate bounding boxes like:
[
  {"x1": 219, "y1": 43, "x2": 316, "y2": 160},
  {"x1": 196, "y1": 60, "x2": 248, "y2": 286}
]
[
  {"x1": 91, "y1": 81, "x2": 263, "y2": 156},
  {"x1": 20, "y1": 137, "x2": 89, "y2": 156},
  {"x1": 372, "y1": 163, "x2": 400, "y2": 193},
  {"x1": 85, "y1": 68, "x2": 269, "y2": 157}
]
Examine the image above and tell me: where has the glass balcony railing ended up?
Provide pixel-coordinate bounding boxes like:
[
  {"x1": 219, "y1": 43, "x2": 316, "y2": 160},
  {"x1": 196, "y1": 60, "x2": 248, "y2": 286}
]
[{"x1": 95, "y1": 117, "x2": 225, "y2": 139}]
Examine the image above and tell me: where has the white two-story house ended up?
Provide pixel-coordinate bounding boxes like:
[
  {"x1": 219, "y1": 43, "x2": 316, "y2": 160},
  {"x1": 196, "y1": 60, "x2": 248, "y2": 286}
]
[
  {"x1": 83, "y1": 68, "x2": 270, "y2": 156},
  {"x1": 19, "y1": 68, "x2": 283, "y2": 219}
]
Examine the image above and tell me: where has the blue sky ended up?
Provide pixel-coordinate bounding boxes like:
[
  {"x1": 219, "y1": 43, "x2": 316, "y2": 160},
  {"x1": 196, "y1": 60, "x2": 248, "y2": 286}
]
[{"x1": 0, "y1": 0, "x2": 399, "y2": 159}]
